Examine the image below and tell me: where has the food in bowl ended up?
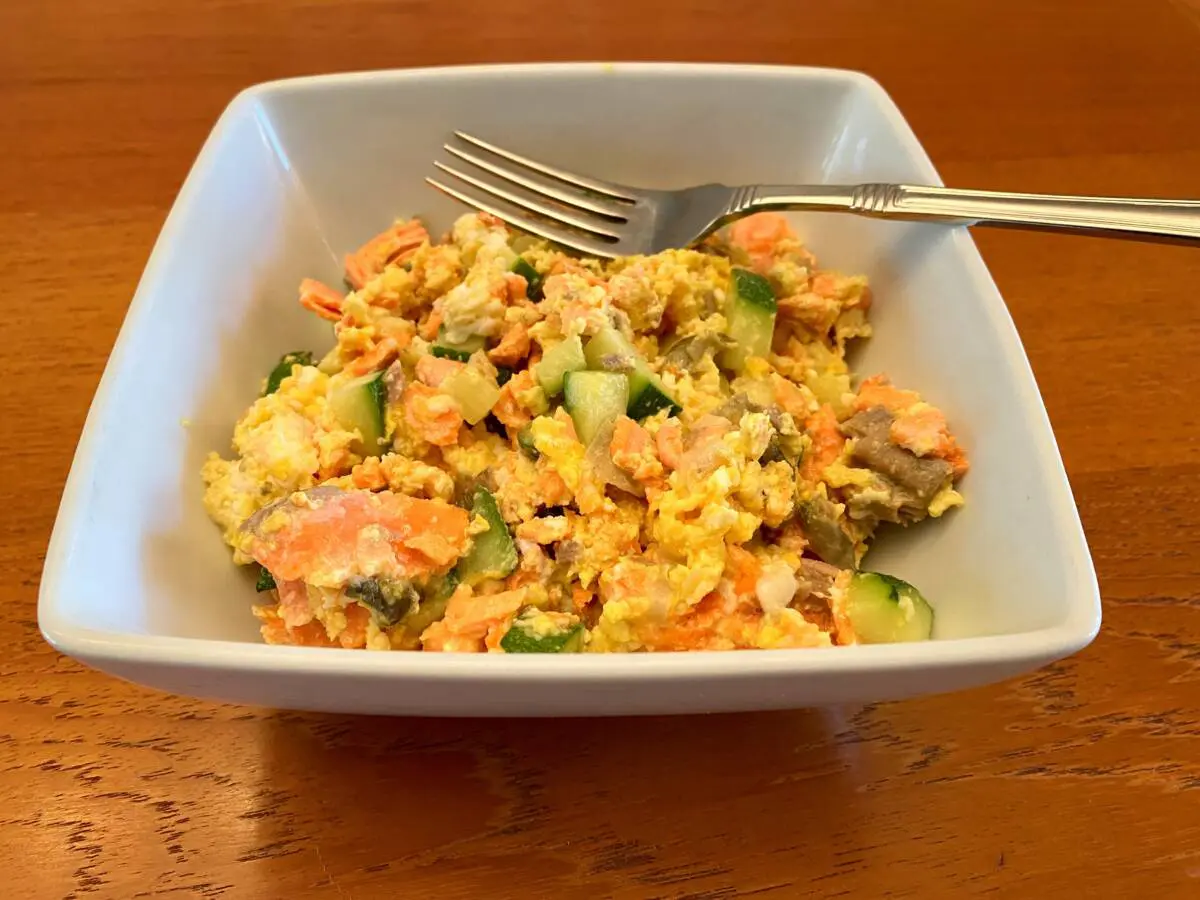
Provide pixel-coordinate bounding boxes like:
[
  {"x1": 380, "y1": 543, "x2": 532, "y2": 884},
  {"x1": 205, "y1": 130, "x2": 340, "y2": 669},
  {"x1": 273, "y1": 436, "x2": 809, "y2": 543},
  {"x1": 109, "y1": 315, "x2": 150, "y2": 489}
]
[{"x1": 201, "y1": 210, "x2": 968, "y2": 653}]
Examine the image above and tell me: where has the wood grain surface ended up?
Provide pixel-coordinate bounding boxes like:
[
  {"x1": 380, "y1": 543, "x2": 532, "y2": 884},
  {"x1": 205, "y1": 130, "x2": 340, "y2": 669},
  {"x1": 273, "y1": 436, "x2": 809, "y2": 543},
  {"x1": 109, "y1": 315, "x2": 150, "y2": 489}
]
[{"x1": 3, "y1": 1, "x2": 1200, "y2": 897}]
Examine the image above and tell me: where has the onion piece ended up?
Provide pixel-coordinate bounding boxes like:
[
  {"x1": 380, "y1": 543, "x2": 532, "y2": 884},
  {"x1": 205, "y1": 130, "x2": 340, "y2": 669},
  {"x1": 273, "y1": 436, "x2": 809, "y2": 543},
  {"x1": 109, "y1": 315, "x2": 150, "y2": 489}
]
[
  {"x1": 383, "y1": 359, "x2": 407, "y2": 407},
  {"x1": 756, "y1": 562, "x2": 798, "y2": 615},
  {"x1": 584, "y1": 420, "x2": 645, "y2": 498}
]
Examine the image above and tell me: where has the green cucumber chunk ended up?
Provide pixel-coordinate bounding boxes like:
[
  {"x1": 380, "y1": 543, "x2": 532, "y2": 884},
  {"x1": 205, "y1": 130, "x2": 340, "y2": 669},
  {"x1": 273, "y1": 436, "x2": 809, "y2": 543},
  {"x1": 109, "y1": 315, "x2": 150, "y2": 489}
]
[
  {"x1": 424, "y1": 569, "x2": 460, "y2": 605},
  {"x1": 440, "y1": 364, "x2": 501, "y2": 425},
  {"x1": 517, "y1": 426, "x2": 540, "y2": 459},
  {"x1": 255, "y1": 566, "x2": 277, "y2": 592},
  {"x1": 455, "y1": 486, "x2": 518, "y2": 586},
  {"x1": 627, "y1": 373, "x2": 680, "y2": 420},
  {"x1": 500, "y1": 608, "x2": 585, "y2": 653},
  {"x1": 396, "y1": 571, "x2": 459, "y2": 643},
  {"x1": 510, "y1": 257, "x2": 544, "y2": 301},
  {"x1": 563, "y1": 370, "x2": 629, "y2": 446},
  {"x1": 431, "y1": 345, "x2": 472, "y2": 362},
  {"x1": 535, "y1": 335, "x2": 587, "y2": 397},
  {"x1": 346, "y1": 576, "x2": 419, "y2": 627},
  {"x1": 721, "y1": 268, "x2": 778, "y2": 372},
  {"x1": 844, "y1": 572, "x2": 934, "y2": 643},
  {"x1": 495, "y1": 366, "x2": 514, "y2": 387},
  {"x1": 264, "y1": 351, "x2": 313, "y2": 395},
  {"x1": 583, "y1": 325, "x2": 640, "y2": 372},
  {"x1": 330, "y1": 371, "x2": 388, "y2": 457},
  {"x1": 584, "y1": 327, "x2": 680, "y2": 420},
  {"x1": 432, "y1": 326, "x2": 486, "y2": 362}
]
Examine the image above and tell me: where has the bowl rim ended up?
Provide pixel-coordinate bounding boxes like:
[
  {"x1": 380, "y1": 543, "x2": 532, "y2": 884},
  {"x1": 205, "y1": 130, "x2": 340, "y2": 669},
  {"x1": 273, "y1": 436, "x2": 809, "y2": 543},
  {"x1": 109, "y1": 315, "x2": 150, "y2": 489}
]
[{"x1": 38, "y1": 62, "x2": 1101, "y2": 681}]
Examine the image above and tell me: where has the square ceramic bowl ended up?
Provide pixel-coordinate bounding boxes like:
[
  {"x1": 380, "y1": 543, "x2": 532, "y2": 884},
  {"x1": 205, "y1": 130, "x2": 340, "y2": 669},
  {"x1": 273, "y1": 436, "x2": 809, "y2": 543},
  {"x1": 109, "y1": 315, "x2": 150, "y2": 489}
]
[{"x1": 39, "y1": 63, "x2": 1100, "y2": 717}]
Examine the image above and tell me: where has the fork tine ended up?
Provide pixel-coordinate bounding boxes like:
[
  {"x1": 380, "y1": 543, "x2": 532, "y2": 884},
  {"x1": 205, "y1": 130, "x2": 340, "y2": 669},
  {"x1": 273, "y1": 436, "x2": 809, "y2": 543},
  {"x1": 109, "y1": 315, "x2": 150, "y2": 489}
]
[
  {"x1": 425, "y1": 177, "x2": 619, "y2": 259},
  {"x1": 453, "y1": 131, "x2": 639, "y2": 203},
  {"x1": 432, "y1": 161, "x2": 624, "y2": 240},
  {"x1": 444, "y1": 143, "x2": 630, "y2": 220}
]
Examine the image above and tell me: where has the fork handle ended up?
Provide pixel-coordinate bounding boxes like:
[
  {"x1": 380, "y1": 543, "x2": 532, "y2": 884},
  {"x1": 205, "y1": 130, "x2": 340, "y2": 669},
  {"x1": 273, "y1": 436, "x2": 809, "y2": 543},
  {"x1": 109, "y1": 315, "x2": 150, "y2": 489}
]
[{"x1": 747, "y1": 184, "x2": 1200, "y2": 244}]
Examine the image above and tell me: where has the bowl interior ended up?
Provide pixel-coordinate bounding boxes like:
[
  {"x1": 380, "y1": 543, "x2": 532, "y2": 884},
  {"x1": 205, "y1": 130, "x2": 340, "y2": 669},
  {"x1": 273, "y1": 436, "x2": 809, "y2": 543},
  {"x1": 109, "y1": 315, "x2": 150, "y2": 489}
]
[{"x1": 47, "y1": 66, "x2": 1094, "y2": 649}]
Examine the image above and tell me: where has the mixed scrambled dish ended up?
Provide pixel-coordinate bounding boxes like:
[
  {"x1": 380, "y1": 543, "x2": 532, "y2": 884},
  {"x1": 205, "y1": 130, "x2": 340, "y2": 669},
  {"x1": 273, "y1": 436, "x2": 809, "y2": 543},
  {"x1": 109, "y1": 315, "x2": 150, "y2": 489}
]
[{"x1": 202, "y1": 211, "x2": 968, "y2": 653}]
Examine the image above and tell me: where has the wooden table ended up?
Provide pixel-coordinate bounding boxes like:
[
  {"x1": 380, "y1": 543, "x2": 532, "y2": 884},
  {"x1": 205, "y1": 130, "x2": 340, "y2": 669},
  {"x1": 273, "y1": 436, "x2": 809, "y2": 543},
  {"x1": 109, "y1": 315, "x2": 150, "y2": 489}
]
[{"x1": 4, "y1": 1, "x2": 1200, "y2": 896}]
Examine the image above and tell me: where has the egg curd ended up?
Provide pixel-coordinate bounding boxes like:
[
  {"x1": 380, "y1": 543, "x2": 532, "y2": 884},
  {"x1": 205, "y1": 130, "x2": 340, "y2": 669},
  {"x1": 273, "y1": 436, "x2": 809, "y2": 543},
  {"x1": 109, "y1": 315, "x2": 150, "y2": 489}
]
[{"x1": 202, "y1": 212, "x2": 968, "y2": 653}]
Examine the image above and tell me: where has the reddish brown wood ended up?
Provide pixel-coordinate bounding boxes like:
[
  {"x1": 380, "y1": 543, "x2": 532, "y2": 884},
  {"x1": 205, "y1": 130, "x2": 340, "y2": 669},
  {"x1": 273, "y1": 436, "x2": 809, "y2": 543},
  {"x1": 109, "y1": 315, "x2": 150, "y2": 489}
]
[{"x1": 2, "y1": 1, "x2": 1199, "y2": 896}]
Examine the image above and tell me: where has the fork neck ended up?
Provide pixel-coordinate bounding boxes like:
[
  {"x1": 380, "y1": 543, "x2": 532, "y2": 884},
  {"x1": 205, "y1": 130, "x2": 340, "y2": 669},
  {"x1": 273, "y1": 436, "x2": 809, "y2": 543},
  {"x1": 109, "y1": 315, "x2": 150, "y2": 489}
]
[{"x1": 739, "y1": 184, "x2": 857, "y2": 214}]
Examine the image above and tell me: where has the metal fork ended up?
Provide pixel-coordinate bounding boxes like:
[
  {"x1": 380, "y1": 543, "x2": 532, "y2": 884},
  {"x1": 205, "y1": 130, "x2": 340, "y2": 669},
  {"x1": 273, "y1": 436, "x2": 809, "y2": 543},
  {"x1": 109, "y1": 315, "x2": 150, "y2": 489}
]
[{"x1": 427, "y1": 132, "x2": 1200, "y2": 258}]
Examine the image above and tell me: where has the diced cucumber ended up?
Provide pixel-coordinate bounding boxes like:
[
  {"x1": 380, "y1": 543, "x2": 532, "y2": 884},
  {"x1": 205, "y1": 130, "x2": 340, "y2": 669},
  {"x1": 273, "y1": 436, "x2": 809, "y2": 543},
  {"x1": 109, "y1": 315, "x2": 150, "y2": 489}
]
[
  {"x1": 431, "y1": 345, "x2": 471, "y2": 362},
  {"x1": 510, "y1": 257, "x2": 544, "y2": 301},
  {"x1": 500, "y1": 608, "x2": 585, "y2": 653},
  {"x1": 264, "y1": 351, "x2": 313, "y2": 395},
  {"x1": 563, "y1": 370, "x2": 629, "y2": 446},
  {"x1": 720, "y1": 268, "x2": 778, "y2": 372},
  {"x1": 517, "y1": 426, "x2": 540, "y2": 459},
  {"x1": 844, "y1": 572, "x2": 934, "y2": 643},
  {"x1": 535, "y1": 335, "x2": 586, "y2": 397},
  {"x1": 627, "y1": 374, "x2": 680, "y2": 420},
  {"x1": 495, "y1": 366, "x2": 514, "y2": 387},
  {"x1": 583, "y1": 325, "x2": 640, "y2": 372},
  {"x1": 455, "y1": 486, "x2": 518, "y2": 586},
  {"x1": 396, "y1": 572, "x2": 459, "y2": 645},
  {"x1": 345, "y1": 576, "x2": 419, "y2": 627},
  {"x1": 584, "y1": 327, "x2": 680, "y2": 420},
  {"x1": 432, "y1": 326, "x2": 487, "y2": 362},
  {"x1": 330, "y1": 371, "x2": 388, "y2": 457},
  {"x1": 440, "y1": 365, "x2": 501, "y2": 425},
  {"x1": 408, "y1": 592, "x2": 447, "y2": 629},
  {"x1": 426, "y1": 569, "x2": 460, "y2": 605},
  {"x1": 731, "y1": 266, "x2": 777, "y2": 311},
  {"x1": 255, "y1": 566, "x2": 277, "y2": 592}
]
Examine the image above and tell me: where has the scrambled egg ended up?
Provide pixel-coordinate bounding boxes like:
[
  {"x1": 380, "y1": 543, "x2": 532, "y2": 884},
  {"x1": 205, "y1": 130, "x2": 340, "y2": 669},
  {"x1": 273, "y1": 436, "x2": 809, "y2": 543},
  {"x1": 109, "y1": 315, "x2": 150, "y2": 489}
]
[{"x1": 202, "y1": 365, "x2": 357, "y2": 561}]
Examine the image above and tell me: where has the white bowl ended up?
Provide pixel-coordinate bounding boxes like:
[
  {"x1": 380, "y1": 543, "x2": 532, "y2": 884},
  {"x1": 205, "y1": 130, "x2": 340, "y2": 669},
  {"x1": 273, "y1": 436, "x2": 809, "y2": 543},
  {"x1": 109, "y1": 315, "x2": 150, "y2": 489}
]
[{"x1": 38, "y1": 63, "x2": 1100, "y2": 716}]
